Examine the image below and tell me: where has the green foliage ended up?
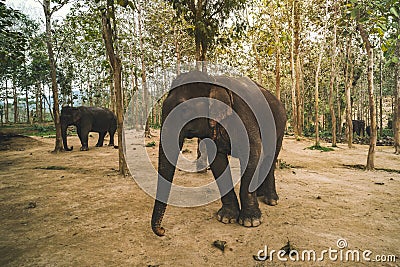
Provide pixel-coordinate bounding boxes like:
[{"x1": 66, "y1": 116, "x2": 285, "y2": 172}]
[
  {"x1": 0, "y1": 1, "x2": 26, "y2": 65},
  {"x1": 278, "y1": 160, "x2": 293, "y2": 169},
  {"x1": 167, "y1": 0, "x2": 247, "y2": 59},
  {"x1": 306, "y1": 144, "x2": 335, "y2": 152},
  {"x1": 145, "y1": 141, "x2": 156, "y2": 147},
  {"x1": 32, "y1": 124, "x2": 56, "y2": 133},
  {"x1": 382, "y1": 128, "x2": 393, "y2": 137}
]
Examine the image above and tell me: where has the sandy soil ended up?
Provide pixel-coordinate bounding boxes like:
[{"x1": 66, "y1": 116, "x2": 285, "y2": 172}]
[{"x1": 0, "y1": 130, "x2": 399, "y2": 266}]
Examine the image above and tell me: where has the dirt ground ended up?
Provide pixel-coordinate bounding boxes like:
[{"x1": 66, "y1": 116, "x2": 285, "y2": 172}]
[{"x1": 0, "y1": 130, "x2": 399, "y2": 266}]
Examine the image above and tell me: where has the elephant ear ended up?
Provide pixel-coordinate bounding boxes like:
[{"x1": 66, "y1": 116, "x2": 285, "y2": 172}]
[
  {"x1": 71, "y1": 107, "x2": 81, "y2": 123},
  {"x1": 209, "y1": 85, "x2": 233, "y2": 129}
]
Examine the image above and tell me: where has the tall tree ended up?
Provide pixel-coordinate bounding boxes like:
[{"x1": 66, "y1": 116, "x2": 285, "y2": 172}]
[
  {"x1": 293, "y1": 0, "x2": 302, "y2": 136},
  {"x1": 101, "y1": 0, "x2": 129, "y2": 175},
  {"x1": 357, "y1": 21, "x2": 377, "y2": 169},
  {"x1": 344, "y1": 34, "x2": 354, "y2": 148},
  {"x1": 394, "y1": 14, "x2": 400, "y2": 154},
  {"x1": 41, "y1": 0, "x2": 69, "y2": 152},
  {"x1": 328, "y1": 4, "x2": 338, "y2": 147}
]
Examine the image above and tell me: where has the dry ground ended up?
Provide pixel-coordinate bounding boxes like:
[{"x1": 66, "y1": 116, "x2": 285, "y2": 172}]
[{"x1": 0, "y1": 130, "x2": 399, "y2": 266}]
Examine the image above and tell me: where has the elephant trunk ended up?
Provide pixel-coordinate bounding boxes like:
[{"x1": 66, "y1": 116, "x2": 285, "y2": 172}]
[
  {"x1": 151, "y1": 134, "x2": 181, "y2": 236},
  {"x1": 151, "y1": 200, "x2": 167, "y2": 236},
  {"x1": 61, "y1": 124, "x2": 73, "y2": 151}
]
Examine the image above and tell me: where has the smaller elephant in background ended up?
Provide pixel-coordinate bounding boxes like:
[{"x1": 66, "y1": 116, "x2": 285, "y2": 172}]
[
  {"x1": 61, "y1": 106, "x2": 117, "y2": 151},
  {"x1": 352, "y1": 120, "x2": 365, "y2": 137},
  {"x1": 366, "y1": 125, "x2": 371, "y2": 137},
  {"x1": 366, "y1": 125, "x2": 379, "y2": 137}
]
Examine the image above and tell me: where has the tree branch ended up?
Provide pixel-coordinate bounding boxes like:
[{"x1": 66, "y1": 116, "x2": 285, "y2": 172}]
[
  {"x1": 101, "y1": 9, "x2": 116, "y2": 70},
  {"x1": 50, "y1": 0, "x2": 70, "y2": 16}
]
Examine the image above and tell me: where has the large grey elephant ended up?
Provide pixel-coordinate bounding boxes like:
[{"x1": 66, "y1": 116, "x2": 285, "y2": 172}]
[
  {"x1": 151, "y1": 71, "x2": 287, "y2": 236},
  {"x1": 61, "y1": 106, "x2": 117, "y2": 151}
]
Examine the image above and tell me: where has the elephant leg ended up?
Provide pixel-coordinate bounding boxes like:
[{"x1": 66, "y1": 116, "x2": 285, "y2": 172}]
[
  {"x1": 238, "y1": 150, "x2": 262, "y2": 227},
  {"x1": 209, "y1": 152, "x2": 239, "y2": 224},
  {"x1": 79, "y1": 127, "x2": 89, "y2": 151},
  {"x1": 196, "y1": 138, "x2": 208, "y2": 173},
  {"x1": 108, "y1": 129, "x2": 116, "y2": 146},
  {"x1": 96, "y1": 132, "x2": 106, "y2": 147},
  {"x1": 262, "y1": 164, "x2": 279, "y2": 206},
  {"x1": 151, "y1": 135, "x2": 184, "y2": 236},
  {"x1": 257, "y1": 142, "x2": 283, "y2": 206}
]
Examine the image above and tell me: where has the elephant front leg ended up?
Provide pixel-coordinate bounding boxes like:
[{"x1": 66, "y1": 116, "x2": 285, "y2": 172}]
[
  {"x1": 209, "y1": 152, "x2": 239, "y2": 224},
  {"x1": 238, "y1": 152, "x2": 262, "y2": 227},
  {"x1": 78, "y1": 127, "x2": 89, "y2": 151}
]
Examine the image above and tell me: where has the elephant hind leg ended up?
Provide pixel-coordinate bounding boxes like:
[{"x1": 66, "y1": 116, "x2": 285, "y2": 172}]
[
  {"x1": 257, "y1": 138, "x2": 283, "y2": 206},
  {"x1": 259, "y1": 166, "x2": 279, "y2": 206},
  {"x1": 96, "y1": 131, "x2": 106, "y2": 147},
  {"x1": 108, "y1": 128, "x2": 116, "y2": 146}
]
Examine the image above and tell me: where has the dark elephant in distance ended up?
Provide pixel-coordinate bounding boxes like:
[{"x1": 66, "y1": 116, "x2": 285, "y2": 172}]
[
  {"x1": 352, "y1": 120, "x2": 365, "y2": 137},
  {"x1": 61, "y1": 106, "x2": 117, "y2": 151},
  {"x1": 151, "y1": 71, "x2": 287, "y2": 236}
]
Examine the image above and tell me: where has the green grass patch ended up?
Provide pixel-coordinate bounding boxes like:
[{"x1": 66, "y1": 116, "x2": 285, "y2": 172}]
[
  {"x1": 145, "y1": 141, "x2": 156, "y2": 147},
  {"x1": 343, "y1": 164, "x2": 400, "y2": 174},
  {"x1": 0, "y1": 123, "x2": 57, "y2": 136},
  {"x1": 35, "y1": 166, "x2": 68, "y2": 170},
  {"x1": 182, "y1": 148, "x2": 191, "y2": 153},
  {"x1": 306, "y1": 144, "x2": 335, "y2": 152},
  {"x1": 278, "y1": 160, "x2": 293, "y2": 169}
]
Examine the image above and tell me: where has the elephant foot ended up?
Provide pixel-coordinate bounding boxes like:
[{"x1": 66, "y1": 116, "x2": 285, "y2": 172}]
[
  {"x1": 238, "y1": 207, "x2": 262, "y2": 227},
  {"x1": 217, "y1": 205, "x2": 239, "y2": 224},
  {"x1": 257, "y1": 188, "x2": 279, "y2": 206},
  {"x1": 108, "y1": 143, "x2": 114, "y2": 146},
  {"x1": 95, "y1": 144, "x2": 103, "y2": 147},
  {"x1": 263, "y1": 198, "x2": 278, "y2": 206},
  {"x1": 80, "y1": 146, "x2": 89, "y2": 151}
]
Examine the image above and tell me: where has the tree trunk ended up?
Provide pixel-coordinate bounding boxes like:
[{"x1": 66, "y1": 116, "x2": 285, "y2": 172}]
[
  {"x1": 13, "y1": 80, "x2": 17, "y2": 123},
  {"x1": 174, "y1": 26, "x2": 181, "y2": 75},
  {"x1": 274, "y1": 24, "x2": 281, "y2": 100},
  {"x1": 253, "y1": 43, "x2": 262, "y2": 84},
  {"x1": 329, "y1": 22, "x2": 337, "y2": 147},
  {"x1": 358, "y1": 23, "x2": 376, "y2": 169},
  {"x1": 40, "y1": 83, "x2": 44, "y2": 122},
  {"x1": 137, "y1": 0, "x2": 150, "y2": 137},
  {"x1": 26, "y1": 86, "x2": 30, "y2": 124},
  {"x1": 337, "y1": 78, "x2": 342, "y2": 136},
  {"x1": 314, "y1": 46, "x2": 324, "y2": 147},
  {"x1": 290, "y1": 0, "x2": 298, "y2": 136},
  {"x1": 345, "y1": 36, "x2": 353, "y2": 148},
  {"x1": 101, "y1": 5, "x2": 128, "y2": 175},
  {"x1": 294, "y1": 0, "x2": 302, "y2": 136},
  {"x1": 394, "y1": 24, "x2": 400, "y2": 154},
  {"x1": 35, "y1": 82, "x2": 40, "y2": 122},
  {"x1": 43, "y1": 88, "x2": 54, "y2": 121},
  {"x1": 109, "y1": 69, "x2": 115, "y2": 113},
  {"x1": 5, "y1": 80, "x2": 9, "y2": 123},
  {"x1": 43, "y1": 0, "x2": 63, "y2": 152}
]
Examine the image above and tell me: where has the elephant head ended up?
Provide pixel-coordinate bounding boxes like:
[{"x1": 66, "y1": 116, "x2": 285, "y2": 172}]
[{"x1": 60, "y1": 106, "x2": 81, "y2": 151}]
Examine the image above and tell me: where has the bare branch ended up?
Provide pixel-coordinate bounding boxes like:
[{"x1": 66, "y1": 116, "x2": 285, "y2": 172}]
[{"x1": 50, "y1": 0, "x2": 71, "y2": 16}]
